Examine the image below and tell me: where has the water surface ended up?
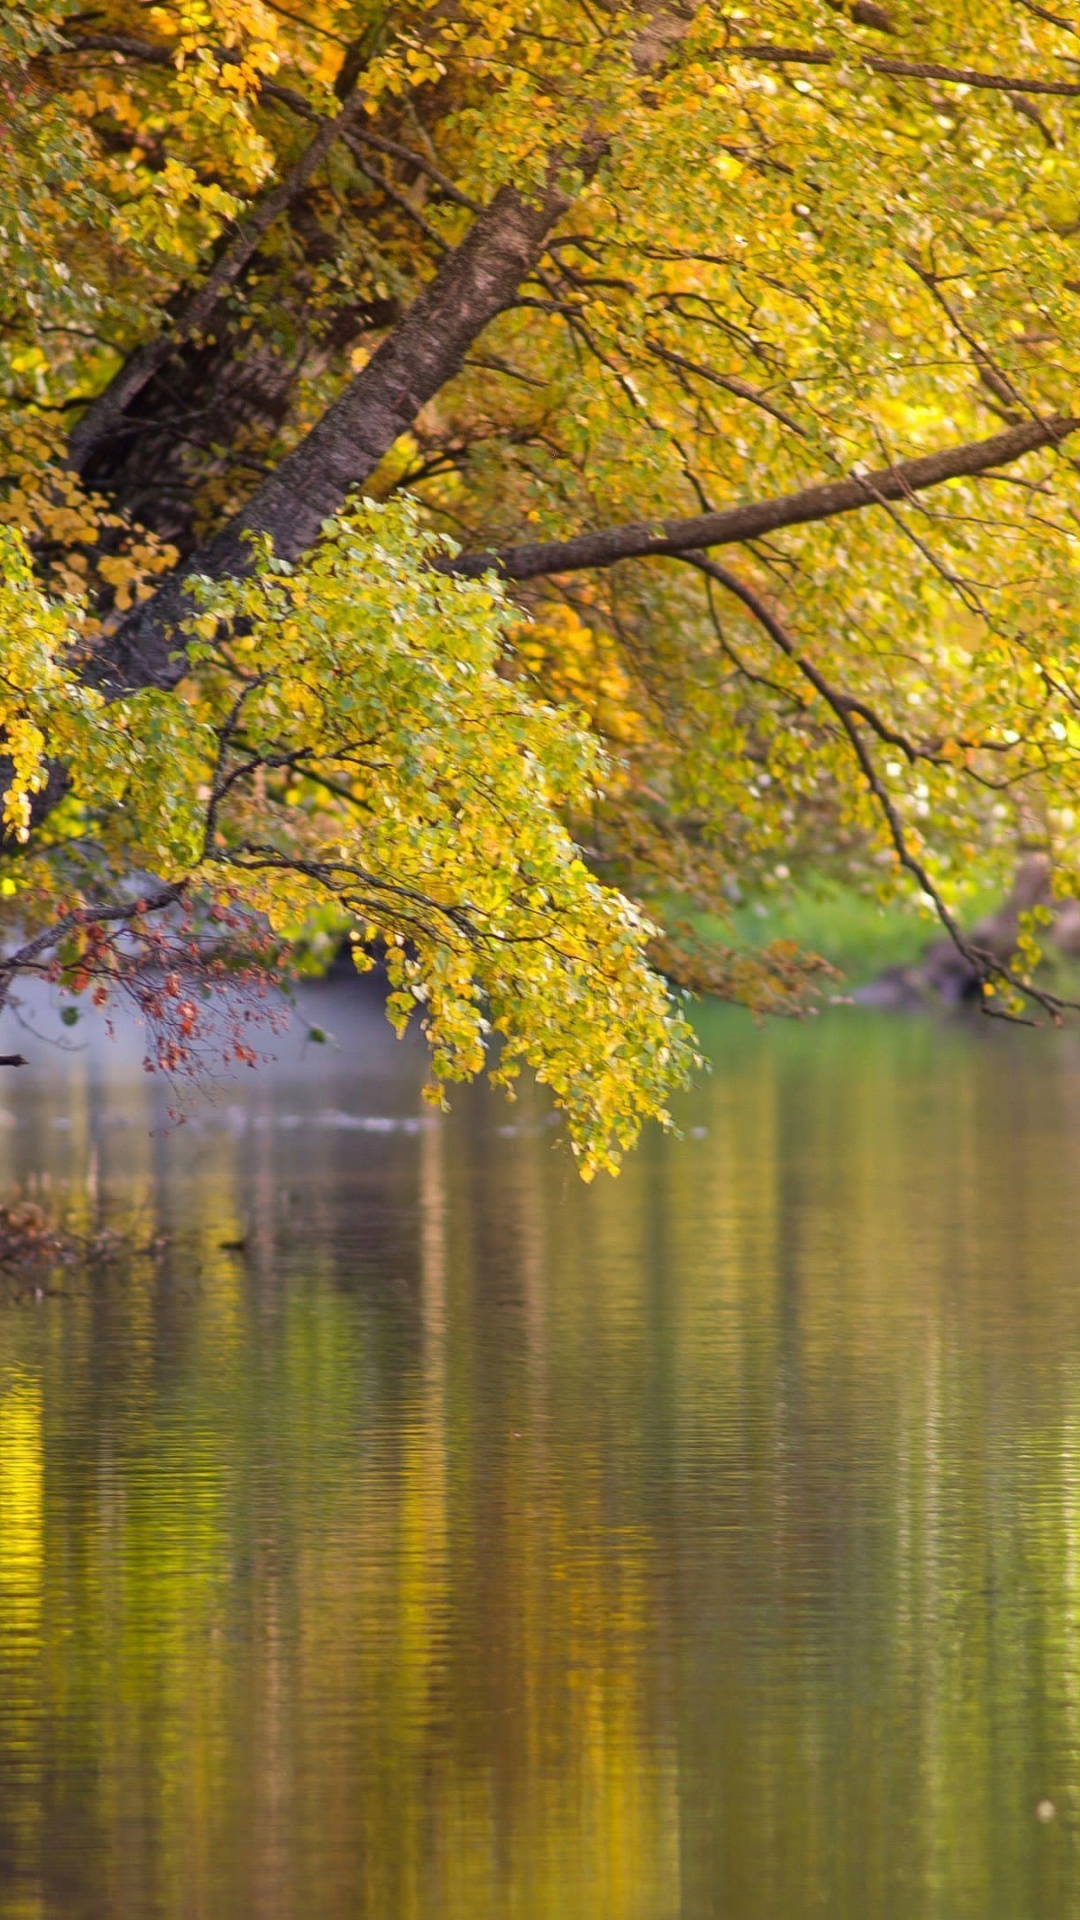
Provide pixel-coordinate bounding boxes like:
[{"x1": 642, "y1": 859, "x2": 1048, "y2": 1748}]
[{"x1": 0, "y1": 995, "x2": 1078, "y2": 1918}]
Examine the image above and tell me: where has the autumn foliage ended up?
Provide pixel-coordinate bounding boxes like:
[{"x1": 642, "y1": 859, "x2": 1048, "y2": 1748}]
[{"x1": 5, "y1": 0, "x2": 1080, "y2": 1165}]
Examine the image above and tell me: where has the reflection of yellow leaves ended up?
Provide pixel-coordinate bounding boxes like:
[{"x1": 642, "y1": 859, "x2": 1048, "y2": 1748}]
[{"x1": 0, "y1": 1372, "x2": 42, "y2": 1604}]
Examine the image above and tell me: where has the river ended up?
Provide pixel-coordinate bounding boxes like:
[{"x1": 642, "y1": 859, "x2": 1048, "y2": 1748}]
[{"x1": 0, "y1": 990, "x2": 1078, "y2": 1917}]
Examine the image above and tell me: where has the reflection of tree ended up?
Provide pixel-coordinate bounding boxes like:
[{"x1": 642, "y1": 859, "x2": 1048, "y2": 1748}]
[
  {"x1": 0, "y1": 1369, "x2": 43, "y2": 1912},
  {"x1": 652, "y1": 1013, "x2": 1080, "y2": 1920},
  {"x1": 1, "y1": 1019, "x2": 1080, "y2": 1914},
  {"x1": 0, "y1": 1064, "x2": 681, "y2": 1920}
]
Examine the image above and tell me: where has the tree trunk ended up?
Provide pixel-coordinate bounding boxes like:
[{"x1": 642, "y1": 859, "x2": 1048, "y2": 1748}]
[
  {"x1": 66, "y1": 87, "x2": 369, "y2": 484},
  {"x1": 74, "y1": 288, "x2": 395, "y2": 554},
  {"x1": 90, "y1": 181, "x2": 570, "y2": 697}
]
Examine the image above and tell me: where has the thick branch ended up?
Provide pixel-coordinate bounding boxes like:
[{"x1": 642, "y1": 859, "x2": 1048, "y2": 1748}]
[
  {"x1": 446, "y1": 415, "x2": 1080, "y2": 580},
  {"x1": 91, "y1": 180, "x2": 574, "y2": 694}
]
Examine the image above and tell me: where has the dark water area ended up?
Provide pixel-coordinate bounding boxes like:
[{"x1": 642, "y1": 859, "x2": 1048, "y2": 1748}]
[{"x1": 0, "y1": 991, "x2": 1080, "y2": 1917}]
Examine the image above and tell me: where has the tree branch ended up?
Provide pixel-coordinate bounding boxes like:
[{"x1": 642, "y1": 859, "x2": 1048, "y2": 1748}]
[
  {"x1": 681, "y1": 553, "x2": 1079, "y2": 1021},
  {"x1": 445, "y1": 414, "x2": 1080, "y2": 580},
  {"x1": 729, "y1": 43, "x2": 1080, "y2": 95},
  {"x1": 54, "y1": 31, "x2": 321, "y2": 120},
  {"x1": 90, "y1": 178, "x2": 579, "y2": 695},
  {"x1": 67, "y1": 89, "x2": 371, "y2": 478}
]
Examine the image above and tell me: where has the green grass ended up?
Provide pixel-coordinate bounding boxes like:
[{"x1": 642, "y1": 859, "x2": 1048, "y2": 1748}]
[
  {"x1": 659, "y1": 876, "x2": 1019, "y2": 991},
  {"x1": 724, "y1": 882, "x2": 950, "y2": 986}
]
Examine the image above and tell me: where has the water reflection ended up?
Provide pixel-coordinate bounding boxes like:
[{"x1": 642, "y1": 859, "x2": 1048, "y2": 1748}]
[{"x1": 0, "y1": 995, "x2": 1078, "y2": 1915}]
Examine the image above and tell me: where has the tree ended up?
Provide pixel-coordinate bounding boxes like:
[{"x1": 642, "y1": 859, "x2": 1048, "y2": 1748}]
[{"x1": 4, "y1": 0, "x2": 1080, "y2": 1169}]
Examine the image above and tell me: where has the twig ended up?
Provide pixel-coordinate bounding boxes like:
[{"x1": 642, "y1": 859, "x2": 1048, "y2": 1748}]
[{"x1": 678, "y1": 552, "x2": 1080, "y2": 1022}]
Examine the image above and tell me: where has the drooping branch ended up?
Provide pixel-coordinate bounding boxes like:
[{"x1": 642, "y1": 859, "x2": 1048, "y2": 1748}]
[
  {"x1": 0, "y1": 884, "x2": 186, "y2": 985},
  {"x1": 445, "y1": 414, "x2": 1080, "y2": 581},
  {"x1": 680, "y1": 553, "x2": 1080, "y2": 1022}
]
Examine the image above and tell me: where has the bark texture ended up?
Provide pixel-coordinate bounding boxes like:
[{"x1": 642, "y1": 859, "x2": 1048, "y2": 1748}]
[
  {"x1": 446, "y1": 415, "x2": 1080, "y2": 581},
  {"x1": 92, "y1": 182, "x2": 569, "y2": 695},
  {"x1": 73, "y1": 291, "x2": 395, "y2": 552}
]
